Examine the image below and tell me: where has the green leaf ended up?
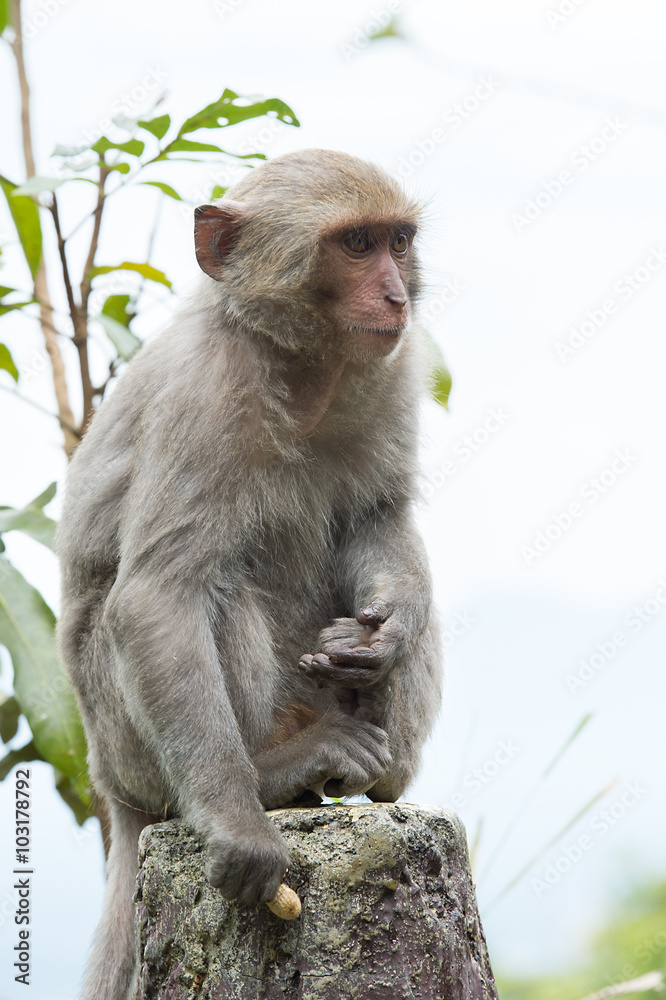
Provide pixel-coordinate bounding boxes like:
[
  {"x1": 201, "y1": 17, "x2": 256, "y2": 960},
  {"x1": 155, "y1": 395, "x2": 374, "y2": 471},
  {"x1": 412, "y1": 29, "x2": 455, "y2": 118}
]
[
  {"x1": 0, "y1": 301, "x2": 34, "y2": 317},
  {"x1": 420, "y1": 326, "x2": 452, "y2": 409},
  {"x1": 99, "y1": 293, "x2": 142, "y2": 361},
  {"x1": 54, "y1": 768, "x2": 94, "y2": 825},
  {"x1": 13, "y1": 176, "x2": 64, "y2": 196},
  {"x1": 107, "y1": 162, "x2": 132, "y2": 175},
  {"x1": 111, "y1": 114, "x2": 138, "y2": 132},
  {"x1": 141, "y1": 181, "x2": 182, "y2": 201},
  {"x1": 210, "y1": 185, "x2": 227, "y2": 200},
  {"x1": 53, "y1": 143, "x2": 90, "y2": 158},
  {"x1": 29, "y1": 482, "x2": 57, "y2": 509},
  {"x1": 0, "y1": 741, "x2": 43, "y2": 782},
  {"x1": 0, "y1": 174, "x2": 43, "y2": 279},
  {"x1": 96, "y1": 314, "x2": 142, "y2": 362},
  {"x1": 0, "y1": 285, "x2": 16, "y2": 298},
  {"x1": 0, "y1": 343, "x2": 18, "y2": 382},
  {"x1": 369, "y1": 18, "x2": 401, "y2": 40},
  {"x1": 431, "y1": 365, "x2": 452, "y2": 409},
  {"x1": 92, "y1": 137, "x2": 145, "y2": 157},
  {"x1": 101, "y1": 293, "x2": 134, "y2": 327},
  {"x1": 89, "y1": 261, "x2": 172, "y2": 289},
  {"x1": 178, "y1": 90, "x2": 300, "y2": 135},
  {"x1": 162, "y1": 138, "x2": 226, "y2": 156},
  {"x1": 0, "y1": 0, "x2": 11, "y2": 34},
  {"x1": 138, "y1": 114, "x2": 171, "y2": 140},
  {"x1": 0, "y1": 693, "x2": 21, "y2": 743},
  {"x1": 0, "y1": 484, "x2": 57, "y2": 550},
  {"x1": 0, "y1": 557, "x2": 90, "y2": 804}
]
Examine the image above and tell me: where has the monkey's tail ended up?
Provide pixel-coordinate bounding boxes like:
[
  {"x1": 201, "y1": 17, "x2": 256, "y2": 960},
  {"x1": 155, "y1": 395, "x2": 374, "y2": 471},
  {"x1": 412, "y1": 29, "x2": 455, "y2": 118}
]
[{"x1": 80, "y1": 802, "x2": 146, "y2": 1000}]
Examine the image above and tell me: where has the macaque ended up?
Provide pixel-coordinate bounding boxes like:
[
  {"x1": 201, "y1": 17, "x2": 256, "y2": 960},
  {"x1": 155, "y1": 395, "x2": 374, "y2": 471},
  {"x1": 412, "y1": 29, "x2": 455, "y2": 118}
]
[{"x1": 57, "y1": 149, "x2": 442, "y2": 1000}]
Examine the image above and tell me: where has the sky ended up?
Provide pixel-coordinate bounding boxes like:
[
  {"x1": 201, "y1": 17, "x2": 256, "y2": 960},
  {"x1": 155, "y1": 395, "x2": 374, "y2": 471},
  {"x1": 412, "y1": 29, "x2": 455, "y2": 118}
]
[{"x1": 0, "y1": 1, "x2": 665, "y2": 996}]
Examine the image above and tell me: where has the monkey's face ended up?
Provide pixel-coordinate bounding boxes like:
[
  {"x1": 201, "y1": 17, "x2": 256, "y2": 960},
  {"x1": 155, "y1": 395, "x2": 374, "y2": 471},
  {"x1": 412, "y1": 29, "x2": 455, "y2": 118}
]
[{"x1": 315, "y1": 224, "x2": 416, "y2": 360}]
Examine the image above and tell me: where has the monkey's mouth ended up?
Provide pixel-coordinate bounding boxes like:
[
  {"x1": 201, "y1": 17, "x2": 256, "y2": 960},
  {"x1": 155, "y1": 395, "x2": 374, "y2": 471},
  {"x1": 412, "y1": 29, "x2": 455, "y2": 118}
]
[{"x1": 349, "y1": 325, "x2": 403, "y2": 337}]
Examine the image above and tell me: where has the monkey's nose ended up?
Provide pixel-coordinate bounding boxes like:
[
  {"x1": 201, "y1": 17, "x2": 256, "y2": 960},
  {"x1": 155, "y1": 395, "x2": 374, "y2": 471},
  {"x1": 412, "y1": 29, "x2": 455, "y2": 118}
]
[{"x1": 386, "y1": 290, "x2": 408, "y2": 308}]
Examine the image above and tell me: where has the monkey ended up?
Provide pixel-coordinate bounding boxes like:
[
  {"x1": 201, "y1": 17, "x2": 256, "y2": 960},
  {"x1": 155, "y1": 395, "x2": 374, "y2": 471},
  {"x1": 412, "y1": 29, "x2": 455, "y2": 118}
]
[{"x1": 56, "y1": 149, "x2": 442, "y2": 1000}]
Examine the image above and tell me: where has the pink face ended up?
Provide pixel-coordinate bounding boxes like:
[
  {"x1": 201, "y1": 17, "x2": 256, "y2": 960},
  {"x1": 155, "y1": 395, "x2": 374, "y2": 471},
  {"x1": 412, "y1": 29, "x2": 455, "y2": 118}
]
[{"x1": 317, "y1": 224, "x2": 415, "y2": 359}]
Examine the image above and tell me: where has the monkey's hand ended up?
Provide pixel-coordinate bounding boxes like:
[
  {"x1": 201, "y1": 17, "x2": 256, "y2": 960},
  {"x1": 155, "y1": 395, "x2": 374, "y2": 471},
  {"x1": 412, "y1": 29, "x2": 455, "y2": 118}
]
[
  {"x1": 299, "y1": 601, "x2": 402, "y2": 689},
  {"x1": 205, "y1": 816, "x2": 290, "y2": 907}
]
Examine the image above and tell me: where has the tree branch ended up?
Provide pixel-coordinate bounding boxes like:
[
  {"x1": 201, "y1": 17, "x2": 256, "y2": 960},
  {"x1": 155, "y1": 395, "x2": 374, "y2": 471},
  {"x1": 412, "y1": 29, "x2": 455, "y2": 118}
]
[
  {"x1": 49, "y1": 196, "x2": 77, "y2": 318},
  {"x1": 49, "y1": 194, "x2": 96, "y2": 431},
  {"x1": 80, "y1": 159, "x2": 109, "y2": 314},
  {"x1": 9, "y1": 0, "x2": 78, "y2": 458}
]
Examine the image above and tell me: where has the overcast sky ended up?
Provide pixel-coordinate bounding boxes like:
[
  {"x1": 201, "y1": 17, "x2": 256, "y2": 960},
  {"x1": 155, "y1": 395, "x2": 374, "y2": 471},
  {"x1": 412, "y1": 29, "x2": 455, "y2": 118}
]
[{"x1": 1, "y1": 1, "x2": 665, "y2": 996}]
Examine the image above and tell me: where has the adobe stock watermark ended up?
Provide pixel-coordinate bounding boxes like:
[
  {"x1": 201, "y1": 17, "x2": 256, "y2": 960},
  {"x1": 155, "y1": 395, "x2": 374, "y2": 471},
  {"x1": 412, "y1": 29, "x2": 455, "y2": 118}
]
[
  {"x1": 55, "y1": 67, "x2": 168, "y2": 174},
  {"x1": 545, "y1": 0, "x2": 590, "y2": 29},
  {"x1": 179, "y1": 117, "x2": 290, "y2": 222},
  {"x1": 16, "y1": 349, "x2": 48, "y2": 386},
  {"x1": 397, "y1": 76, "x2": 500, "y2": 178},
  {"x1": 423, "y1": 406, "x2": 511, "y2": 499},
  {"x1": 444, "y1": 738, "x2": 521, "y2": 812},
  {"x1": 440, "y1": 610, "x2": 476, "y2": 650},
  {"x1": 605, "y1": 930, "x2": 666, "y2": 990},
  {"x1": 555, "y1": 246, "x2": 666, "y2": 361},
  {"x1": 213, "y1": 0, "x2": 246, "y2": 20},
  {"x1": 21, "y1": 0, "x2": 71, "y2": 39},
  {"x1": 341, "y1": 1, "x2": 402, "y2": 62},
  {"x1": 531, "y1": 781, "x2": 648, "y2": 897},
  {"x1": 521, "y1": 448, "x2": 638, "y2": 566},
  {"x1": 565, "y1": 579, "x2": 666, "y2": 694},
  {"x1": 420, "y1": 277, "x2": 466, "y2": 323},
  {"x1": 88, "y1": 272, "x2": 135, "y2": 318},
  {"x1": 511, "y1": 117, "x2": 629, "y2": 233}
]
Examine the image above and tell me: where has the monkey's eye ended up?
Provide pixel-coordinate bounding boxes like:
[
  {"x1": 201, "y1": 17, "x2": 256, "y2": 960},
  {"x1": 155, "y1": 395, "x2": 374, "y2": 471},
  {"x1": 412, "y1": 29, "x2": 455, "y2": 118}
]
[
  {"x1": 344, "y1": 230, "x2": 372, "y2": 254},
  {"x1": 391, "y1": 233, "x2": 410, "y2": 255}
]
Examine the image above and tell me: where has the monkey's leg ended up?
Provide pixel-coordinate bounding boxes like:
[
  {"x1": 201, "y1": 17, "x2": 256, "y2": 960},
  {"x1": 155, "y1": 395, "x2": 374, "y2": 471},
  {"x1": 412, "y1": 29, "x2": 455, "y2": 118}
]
[
  {"x1": 80, "y1": 801, "x2": 146, "y2": 1000},
  {"x1": 301, "y1": 506, "x2": 442, "y2": 801},
  {"x1": 252, "y1": 708, "x2": 392, "y2": 809}
]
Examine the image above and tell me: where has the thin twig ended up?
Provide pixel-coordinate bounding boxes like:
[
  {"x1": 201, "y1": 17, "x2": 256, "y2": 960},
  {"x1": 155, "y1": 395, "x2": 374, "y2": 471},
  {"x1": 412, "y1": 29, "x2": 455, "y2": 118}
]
[
  {"x1": 49, "y1": 196, "x2": 78, "y2": 318},
  {"x1": 0, "y1": 382, "x2": 82, "y2": 440},
  {"x1": 80, "y1": 158, "x2": 109, "y2": 313},
  {"x1": 49, "y1": 192, "x2": 95, "y2": 430}
]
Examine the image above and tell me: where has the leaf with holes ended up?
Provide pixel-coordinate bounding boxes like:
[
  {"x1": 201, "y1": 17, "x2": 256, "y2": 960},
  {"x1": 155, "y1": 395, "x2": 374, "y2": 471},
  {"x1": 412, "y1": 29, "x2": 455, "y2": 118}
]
[{"x1": 178, "y1": 90, "x2": 300, "y2": 135}]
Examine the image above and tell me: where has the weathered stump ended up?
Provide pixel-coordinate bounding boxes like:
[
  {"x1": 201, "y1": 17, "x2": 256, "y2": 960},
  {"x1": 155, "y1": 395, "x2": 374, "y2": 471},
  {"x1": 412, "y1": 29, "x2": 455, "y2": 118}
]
[{"x1": 134, "y1": 803, "x2": 498, "y2": 999}]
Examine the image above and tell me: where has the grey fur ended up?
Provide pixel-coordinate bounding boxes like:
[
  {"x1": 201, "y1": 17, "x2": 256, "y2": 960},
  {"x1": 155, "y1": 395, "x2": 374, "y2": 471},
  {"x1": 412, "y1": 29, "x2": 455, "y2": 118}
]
[{"x1": 57, "y1": 150, "x2": 442, "y2": 1000}]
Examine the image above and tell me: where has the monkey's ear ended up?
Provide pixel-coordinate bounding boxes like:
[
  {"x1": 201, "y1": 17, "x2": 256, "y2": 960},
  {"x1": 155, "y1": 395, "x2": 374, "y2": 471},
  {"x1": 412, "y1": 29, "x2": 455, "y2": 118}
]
[{"x1": 194, "y1": 201, "x2": 246, "y2": 279}]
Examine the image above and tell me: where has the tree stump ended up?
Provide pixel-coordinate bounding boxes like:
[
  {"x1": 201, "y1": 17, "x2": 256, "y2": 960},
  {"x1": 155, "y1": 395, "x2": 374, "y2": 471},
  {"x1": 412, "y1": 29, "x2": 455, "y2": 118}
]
[{"x1": 134, "y1": 803, "x2": 498, "y2": 999}]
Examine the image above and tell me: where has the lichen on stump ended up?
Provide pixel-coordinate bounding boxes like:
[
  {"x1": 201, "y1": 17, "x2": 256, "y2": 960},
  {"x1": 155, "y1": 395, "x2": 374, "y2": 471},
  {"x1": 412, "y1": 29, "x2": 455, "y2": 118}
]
[{"x1": 134, "y1": 803, "x2": 498, "y2": 999}]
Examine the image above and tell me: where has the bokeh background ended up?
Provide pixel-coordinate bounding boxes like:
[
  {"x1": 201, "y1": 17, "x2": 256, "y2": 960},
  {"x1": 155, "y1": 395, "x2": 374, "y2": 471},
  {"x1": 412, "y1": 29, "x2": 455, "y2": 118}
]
[{"x1": 1, "y1": 1, "x2": 665, "y2": 997}]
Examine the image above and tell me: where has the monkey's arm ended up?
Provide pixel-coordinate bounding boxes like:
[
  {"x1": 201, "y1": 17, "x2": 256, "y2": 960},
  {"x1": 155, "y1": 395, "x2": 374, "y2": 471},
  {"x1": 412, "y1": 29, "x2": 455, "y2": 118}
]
[{"x1": 105, "y1": 553, "x2": 289, "y2": 905}]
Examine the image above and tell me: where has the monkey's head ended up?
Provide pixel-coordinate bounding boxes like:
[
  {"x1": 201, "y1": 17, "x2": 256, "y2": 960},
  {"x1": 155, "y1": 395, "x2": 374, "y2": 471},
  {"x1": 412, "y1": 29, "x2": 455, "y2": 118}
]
[{"x1": 194, "y1": 149, "x2": 422, "y2": 360}]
